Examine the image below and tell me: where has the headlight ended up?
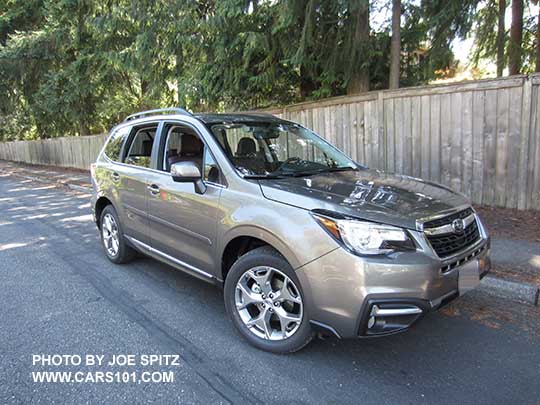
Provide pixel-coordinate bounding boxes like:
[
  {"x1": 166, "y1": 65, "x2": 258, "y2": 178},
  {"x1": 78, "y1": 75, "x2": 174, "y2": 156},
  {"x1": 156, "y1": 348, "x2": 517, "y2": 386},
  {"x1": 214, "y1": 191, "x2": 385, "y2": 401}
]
[{"x1": 312, "y1": 213, "x2": 415, "y2": 255}]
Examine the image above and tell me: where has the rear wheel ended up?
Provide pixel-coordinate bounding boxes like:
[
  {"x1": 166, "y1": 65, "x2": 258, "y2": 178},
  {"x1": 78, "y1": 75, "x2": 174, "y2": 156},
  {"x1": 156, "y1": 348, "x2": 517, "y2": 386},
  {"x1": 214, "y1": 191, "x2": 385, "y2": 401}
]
[
  {"x1": 100, "y1": 205, "x2": 136, "y2": 264},
  {"x1": 224, "y1": 246, "x2": 313, "y2": 353}
]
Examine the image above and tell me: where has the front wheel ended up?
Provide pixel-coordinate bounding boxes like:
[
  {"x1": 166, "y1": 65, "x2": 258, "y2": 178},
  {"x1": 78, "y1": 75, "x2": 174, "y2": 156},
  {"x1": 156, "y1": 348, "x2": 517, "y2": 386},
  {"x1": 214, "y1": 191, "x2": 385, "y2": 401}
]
[{"x1": 224, "y1": 246, "x2": 313, "y2": 353}]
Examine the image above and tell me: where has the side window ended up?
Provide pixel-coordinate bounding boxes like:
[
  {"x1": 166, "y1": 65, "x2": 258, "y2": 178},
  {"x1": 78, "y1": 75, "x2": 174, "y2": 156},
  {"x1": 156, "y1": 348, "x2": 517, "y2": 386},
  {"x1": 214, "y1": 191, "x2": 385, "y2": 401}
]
[
  {"x1": 104, "y1": 126, "x2": 130, "y2": 162},
  {"x1": 204, "y1": 149, "x2": 221, "y2": 184},
  {"x1": 124, "y1": 126, "x2": 157, "y2": 168},
  {"x1": 162, "y1": 125, "x2": 204, "y2": 172}
]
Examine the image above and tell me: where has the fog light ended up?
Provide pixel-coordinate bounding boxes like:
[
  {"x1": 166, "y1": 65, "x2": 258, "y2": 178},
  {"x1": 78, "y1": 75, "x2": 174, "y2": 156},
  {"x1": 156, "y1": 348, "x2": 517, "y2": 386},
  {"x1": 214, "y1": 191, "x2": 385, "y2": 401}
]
[{"x1": 363, "y1": 303, "x2": 424, "y2": 336}]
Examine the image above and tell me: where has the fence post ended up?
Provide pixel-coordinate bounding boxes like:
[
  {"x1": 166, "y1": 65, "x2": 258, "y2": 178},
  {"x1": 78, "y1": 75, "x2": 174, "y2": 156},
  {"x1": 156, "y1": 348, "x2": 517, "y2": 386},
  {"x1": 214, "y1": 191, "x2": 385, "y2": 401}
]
[
  {"x1": 518, "y1": 76, "x2": 533, "y2": 210},
  {"x1": 377, "y1": 90, "x2": 386, "y2": 171}
]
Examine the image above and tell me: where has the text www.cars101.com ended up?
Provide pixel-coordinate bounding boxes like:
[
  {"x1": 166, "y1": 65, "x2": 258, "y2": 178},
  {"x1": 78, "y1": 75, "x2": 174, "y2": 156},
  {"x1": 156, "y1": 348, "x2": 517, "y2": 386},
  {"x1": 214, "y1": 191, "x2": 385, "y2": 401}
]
[{"x1": 32, "y1": 371, "x2": 174, "y2": 384}]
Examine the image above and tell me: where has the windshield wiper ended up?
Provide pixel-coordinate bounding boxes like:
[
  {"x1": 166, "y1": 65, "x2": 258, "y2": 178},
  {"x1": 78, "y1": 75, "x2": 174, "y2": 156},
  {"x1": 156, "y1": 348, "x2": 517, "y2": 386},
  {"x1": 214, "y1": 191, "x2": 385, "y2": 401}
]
[
  {"x1": 243, "y1": 174, "x2": 288, "y2": 179},
  {"x1": 275, "y1": 166, "x2": 358, "y2": 178},
  {"x1": 243, "y1": 166, "x2": 357, "y2": 179}
]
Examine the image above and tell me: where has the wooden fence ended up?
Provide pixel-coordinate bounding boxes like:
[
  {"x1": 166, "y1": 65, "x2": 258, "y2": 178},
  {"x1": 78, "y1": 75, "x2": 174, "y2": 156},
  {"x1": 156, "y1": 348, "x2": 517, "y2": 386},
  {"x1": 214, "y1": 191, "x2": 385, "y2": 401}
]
[
  {"x1": 0, "y1": 133, "x2": 107, "y2": 171},
  {"x1": 1, "y1": 74, "x2": 539, "y2": 210}
]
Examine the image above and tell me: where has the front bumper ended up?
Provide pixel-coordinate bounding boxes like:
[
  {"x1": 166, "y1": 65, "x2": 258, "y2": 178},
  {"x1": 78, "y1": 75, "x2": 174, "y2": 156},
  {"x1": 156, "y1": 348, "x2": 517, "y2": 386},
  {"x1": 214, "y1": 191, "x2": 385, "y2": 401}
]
[{"x1": 296, "y1": 231, "x2": 491, "y2": 339}]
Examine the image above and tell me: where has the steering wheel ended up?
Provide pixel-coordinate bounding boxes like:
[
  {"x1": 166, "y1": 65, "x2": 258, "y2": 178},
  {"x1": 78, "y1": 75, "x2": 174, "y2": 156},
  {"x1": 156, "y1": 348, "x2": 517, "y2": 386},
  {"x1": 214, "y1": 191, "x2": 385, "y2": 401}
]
[{"x1": 276, "y1": 157, "x2": 307, "y2": 171}]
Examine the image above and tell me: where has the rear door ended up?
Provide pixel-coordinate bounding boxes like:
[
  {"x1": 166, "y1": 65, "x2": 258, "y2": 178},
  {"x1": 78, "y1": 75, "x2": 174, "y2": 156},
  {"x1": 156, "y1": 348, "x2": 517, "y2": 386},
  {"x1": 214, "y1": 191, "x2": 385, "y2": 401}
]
[
  {"x1": 146, "y1": 121, "x2": 224, "y2": 277},
  {"x1": 115, "y1": 122, "x2": 160, "y2": 245}
]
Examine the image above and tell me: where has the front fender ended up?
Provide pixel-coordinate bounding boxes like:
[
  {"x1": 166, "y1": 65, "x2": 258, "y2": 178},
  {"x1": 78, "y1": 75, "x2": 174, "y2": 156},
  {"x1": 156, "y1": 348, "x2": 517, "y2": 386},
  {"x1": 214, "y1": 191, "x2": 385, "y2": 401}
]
[
  {"x1": 219, "y1": 224, "x2": 305, "y2": 271},
  {"x1": 215, "y1": 190, "x2": 340, "y2": 277}
]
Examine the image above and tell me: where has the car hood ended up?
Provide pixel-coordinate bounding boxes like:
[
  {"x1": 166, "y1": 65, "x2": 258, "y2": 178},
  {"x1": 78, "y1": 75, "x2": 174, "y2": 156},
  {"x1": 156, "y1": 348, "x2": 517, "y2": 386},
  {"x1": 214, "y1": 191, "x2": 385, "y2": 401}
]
[{"x1": 259, "y1": 169, "x2": 470, "y2": 230}]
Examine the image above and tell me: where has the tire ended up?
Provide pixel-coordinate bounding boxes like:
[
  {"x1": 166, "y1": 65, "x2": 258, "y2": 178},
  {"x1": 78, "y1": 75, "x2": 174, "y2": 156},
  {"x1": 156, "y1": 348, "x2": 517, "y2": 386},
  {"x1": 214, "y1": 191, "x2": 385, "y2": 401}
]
[
  {"x1": 99, "y1": 205, "x2": 136, "y2": 264},
  {"x1": 224, "y1": 246, "x2": 313, "y2": 353}
]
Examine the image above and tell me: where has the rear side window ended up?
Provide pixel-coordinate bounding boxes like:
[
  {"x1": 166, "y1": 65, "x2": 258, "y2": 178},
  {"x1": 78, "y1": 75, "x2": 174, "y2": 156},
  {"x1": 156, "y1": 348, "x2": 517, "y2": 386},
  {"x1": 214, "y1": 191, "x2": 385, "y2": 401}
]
[
  {"x1": 124, "y1": 126, "x2": 158, "y2": 168},
  {"x1": 104, "y1": 126, "x2": 131, "y2": 162}
]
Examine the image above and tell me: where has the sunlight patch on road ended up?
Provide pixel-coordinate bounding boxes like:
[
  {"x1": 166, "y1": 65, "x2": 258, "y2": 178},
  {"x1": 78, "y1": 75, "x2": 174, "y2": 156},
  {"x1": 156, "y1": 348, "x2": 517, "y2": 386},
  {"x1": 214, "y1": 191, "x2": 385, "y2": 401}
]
[
  {"x1": 529, "y1": 255, "x2": 540, "y2": 268},
  {"x1": 60, "y1": 214, "x2": 93, "y2": 223},
  {"x1": 0, "y1": 242, "x2": 28, "y2": 252},
  {"x1": 24, "y1": 214, "x2": 48, "y2": 220}
]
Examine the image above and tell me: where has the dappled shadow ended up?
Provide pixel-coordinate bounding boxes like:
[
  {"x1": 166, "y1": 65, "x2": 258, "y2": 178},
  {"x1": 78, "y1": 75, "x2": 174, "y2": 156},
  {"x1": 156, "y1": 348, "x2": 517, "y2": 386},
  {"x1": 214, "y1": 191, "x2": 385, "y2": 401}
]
[{"x1": 0, "y1": 177, "x2": 97, "y2": 256}]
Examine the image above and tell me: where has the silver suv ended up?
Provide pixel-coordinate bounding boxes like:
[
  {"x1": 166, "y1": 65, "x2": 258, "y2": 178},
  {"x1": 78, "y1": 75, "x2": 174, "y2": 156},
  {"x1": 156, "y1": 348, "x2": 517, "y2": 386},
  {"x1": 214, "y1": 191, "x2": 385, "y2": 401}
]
[{"x1": 91, "y1": 108, "x2": 491, "y2": 353}]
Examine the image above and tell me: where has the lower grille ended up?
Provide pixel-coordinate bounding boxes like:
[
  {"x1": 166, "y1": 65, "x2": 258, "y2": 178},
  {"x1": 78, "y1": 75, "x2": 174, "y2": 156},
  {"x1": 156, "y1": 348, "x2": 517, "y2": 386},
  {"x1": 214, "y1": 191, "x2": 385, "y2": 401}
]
[
  {"x1": 440, "y1": 244, "x2": 487, "y2": 273},
  {"x1": 425, "y1": 211, "x2": 481, "y2": 257}
]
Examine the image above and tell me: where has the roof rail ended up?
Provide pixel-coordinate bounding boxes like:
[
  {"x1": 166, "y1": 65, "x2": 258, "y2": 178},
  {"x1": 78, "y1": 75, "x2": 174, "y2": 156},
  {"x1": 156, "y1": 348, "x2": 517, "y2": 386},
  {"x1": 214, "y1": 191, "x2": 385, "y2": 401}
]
[{"x1": 124, "y1": 107, "x2": 193, "y2": 122}]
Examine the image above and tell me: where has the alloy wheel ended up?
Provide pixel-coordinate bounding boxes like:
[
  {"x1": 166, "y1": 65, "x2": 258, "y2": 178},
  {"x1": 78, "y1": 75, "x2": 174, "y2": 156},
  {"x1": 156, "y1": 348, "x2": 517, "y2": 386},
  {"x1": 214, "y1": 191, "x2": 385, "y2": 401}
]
[
  {"x1": 102, "y1": 213, "x2": 120, "y2": 257},
  {"x1": 235, "y1": 266, "x2": 303, "y2": 341}
]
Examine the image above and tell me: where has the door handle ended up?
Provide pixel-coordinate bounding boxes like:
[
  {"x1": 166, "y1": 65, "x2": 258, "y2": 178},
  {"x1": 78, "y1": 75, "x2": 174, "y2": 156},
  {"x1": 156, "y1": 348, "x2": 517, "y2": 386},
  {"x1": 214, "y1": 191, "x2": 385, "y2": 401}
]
[
  {"x1": 111, "y1": 172, "x2": 120, "y2": 182},
  {"x1": 147, "y1": 184, "x2": 160, "y2": 195}
]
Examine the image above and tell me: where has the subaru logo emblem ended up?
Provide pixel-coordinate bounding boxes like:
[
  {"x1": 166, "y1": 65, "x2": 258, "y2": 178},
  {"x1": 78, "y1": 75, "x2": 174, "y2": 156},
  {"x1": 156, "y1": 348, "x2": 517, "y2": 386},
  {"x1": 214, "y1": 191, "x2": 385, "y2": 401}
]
[{"x1": 451, "y1": 218, "x2": 465, "y2": 233}]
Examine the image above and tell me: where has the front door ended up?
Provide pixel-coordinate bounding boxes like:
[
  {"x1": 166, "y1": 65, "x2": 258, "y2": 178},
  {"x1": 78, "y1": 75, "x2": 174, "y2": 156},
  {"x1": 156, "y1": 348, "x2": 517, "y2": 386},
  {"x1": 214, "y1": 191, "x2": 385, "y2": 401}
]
[{"x1": 146, "y1": 123, "x2": 224, "y2": 276}]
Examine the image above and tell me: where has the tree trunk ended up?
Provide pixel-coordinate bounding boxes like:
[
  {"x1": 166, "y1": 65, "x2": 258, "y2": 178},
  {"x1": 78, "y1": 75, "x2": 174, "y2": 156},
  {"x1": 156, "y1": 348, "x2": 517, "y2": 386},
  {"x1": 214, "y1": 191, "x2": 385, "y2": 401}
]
[
  {"x1": 175, "y1": 44, "x2": 184, "y2": 106},
  {"x1": 299, "y1": 65, "x2": 318, "y2": 98},
  {"x1": 389, "y1": 0, "x2": 401, "y2": 89},
  {"x1": 140, "y1": 78, "x2": 149, "y2": 108},
  {"x1": 496, "y1": 0, "x2": 506, "y2": 77},
  {"x1": 534, "y1": 1, "x2": 540, "y2": 72},
  {"x1": 508, "y1": 0, "x2": 523, "y2": 75},
  {"x1": 347, "y1": 0, "x2": 370, "y2": 95}
]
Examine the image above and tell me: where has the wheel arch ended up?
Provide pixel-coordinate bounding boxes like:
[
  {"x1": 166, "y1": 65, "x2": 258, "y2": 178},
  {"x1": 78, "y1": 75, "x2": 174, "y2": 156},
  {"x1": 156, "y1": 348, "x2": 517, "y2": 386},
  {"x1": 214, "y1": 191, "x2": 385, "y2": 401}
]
[
  {"x1": 219, "y1": 226, "x2": 302, "y2": 283},
  {"x1": 94, "y1": 195, "x2": 115, "y2": 228}
]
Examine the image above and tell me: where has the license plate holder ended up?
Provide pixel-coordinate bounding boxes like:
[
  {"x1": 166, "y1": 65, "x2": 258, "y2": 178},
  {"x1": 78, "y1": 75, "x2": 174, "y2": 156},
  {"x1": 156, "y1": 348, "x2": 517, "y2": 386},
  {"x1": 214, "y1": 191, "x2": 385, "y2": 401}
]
[{"x1": 458, "y1": 259, "x2": 480, "y2": 295}]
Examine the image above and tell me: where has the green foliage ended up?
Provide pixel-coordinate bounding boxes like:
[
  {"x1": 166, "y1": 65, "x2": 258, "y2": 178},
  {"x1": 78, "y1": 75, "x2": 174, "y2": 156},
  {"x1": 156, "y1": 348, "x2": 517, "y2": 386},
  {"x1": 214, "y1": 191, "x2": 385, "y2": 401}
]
[{"x1": 0, "y1": 0, "x2": 505, "y2": 141}]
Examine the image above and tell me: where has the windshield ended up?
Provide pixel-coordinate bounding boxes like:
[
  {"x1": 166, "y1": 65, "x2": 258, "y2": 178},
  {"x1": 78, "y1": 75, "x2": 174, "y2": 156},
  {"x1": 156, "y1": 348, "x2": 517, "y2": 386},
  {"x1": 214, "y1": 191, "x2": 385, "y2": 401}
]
[{"x1": 210, "y1": 122, "x2": 358, "y2": 177}]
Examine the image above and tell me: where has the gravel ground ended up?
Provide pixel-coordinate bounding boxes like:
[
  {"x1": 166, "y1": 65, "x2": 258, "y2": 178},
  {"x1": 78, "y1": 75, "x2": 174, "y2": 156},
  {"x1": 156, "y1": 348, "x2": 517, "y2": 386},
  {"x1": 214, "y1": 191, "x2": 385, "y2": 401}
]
[
  {"x1": 475, "y1": 206, "x2": 540, "y2": 242},
  {"x1": 475, "y1": 207, "x2": 540, "y2": 285}
]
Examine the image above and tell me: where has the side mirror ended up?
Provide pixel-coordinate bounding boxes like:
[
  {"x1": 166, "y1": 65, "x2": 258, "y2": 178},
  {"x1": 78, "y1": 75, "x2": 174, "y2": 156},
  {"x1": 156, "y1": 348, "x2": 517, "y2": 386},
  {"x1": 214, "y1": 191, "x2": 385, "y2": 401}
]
[{"x1": 170, "y1": 161, "x2": 206, "y2": 194}]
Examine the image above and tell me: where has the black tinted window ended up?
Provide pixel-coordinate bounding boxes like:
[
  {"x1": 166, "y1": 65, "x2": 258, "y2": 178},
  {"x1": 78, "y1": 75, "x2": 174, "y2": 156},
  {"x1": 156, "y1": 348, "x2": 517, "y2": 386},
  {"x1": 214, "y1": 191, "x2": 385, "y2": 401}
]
[
  {"x1": 204, "y1": 148, "x2": 221, "y2": 184},
  {"x1": 104, "y1": 127, "x2": 130, "y2": 161},
  {"x1": 124, "y1": 126, "x2": 157, "y2": 168}
]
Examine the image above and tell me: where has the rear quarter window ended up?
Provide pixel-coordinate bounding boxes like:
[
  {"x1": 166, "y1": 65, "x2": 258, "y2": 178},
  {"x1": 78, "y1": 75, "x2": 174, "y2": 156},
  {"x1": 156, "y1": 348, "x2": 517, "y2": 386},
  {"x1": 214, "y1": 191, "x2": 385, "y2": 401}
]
[{"x1": 104, "y1": 126, "x2": 131, "y2": 161}]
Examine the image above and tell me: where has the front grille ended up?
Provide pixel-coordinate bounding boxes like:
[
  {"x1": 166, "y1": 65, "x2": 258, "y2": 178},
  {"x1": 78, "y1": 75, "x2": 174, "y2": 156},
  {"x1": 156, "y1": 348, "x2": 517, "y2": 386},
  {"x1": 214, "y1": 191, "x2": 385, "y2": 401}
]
[
  {"x1": 424, "y1": 209, "x2": 480, "y2": 257},
  {"x1": 423, "y1": 207, "x2": 474, "y2": 229}
]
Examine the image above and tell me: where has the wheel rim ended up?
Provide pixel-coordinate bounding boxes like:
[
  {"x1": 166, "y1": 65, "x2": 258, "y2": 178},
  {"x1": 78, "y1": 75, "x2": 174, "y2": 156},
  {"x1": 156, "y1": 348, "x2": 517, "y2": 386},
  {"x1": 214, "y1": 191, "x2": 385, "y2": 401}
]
[
  {"x1": 235, "y1": 266, "x2": 303, "y2": 341},
  {"x1": 102, "y1": 213, "x2": 120, "y2": 257}
]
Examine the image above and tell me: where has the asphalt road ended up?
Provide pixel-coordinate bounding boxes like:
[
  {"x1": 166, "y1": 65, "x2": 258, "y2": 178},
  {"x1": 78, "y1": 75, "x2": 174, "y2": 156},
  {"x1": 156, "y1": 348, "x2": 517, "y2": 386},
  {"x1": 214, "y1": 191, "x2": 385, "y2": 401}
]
[{"x1": 1, "y1": 173, "x2": 539, "y2": 405}]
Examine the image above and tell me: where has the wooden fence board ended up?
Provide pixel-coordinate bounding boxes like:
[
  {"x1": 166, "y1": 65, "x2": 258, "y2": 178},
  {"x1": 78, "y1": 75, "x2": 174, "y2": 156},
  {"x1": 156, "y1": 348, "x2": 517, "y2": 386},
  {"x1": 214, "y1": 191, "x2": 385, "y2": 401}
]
[
  {"x1": 450, "y1": 91, "x2": 463, "y2": 192},
  {"x1": 531, "y1": 85, "x2": 540, "y2": 209},
  {"x1": 440, "y1": 93, "x2": 452, "y2": 187},
  {"x1": 495, "y1": 87, "x2": 509, "y2": 207},
  {"x1": 507, "y1": 86, "x2": 523, "y2": 209},
  {"x1": 461, "y1": 91, "x2": 474, "y2": 199},
  {"x1": 483, "y1": 90, "x2": 498, "y2": 206},
  {"x1": 471, "y1": 91, "x2": 485, "y2": 205}
]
